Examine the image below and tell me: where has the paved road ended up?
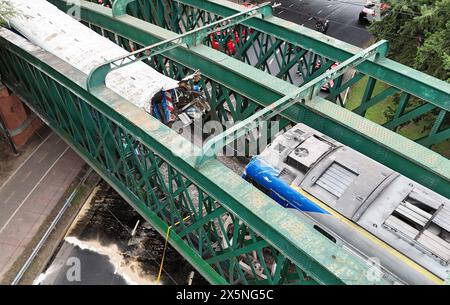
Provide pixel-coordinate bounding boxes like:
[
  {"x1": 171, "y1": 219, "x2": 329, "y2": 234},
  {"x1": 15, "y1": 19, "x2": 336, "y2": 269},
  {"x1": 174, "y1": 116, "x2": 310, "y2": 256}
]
[
  {"x1": 0, "y1": 132, "x2": 84, "y2": 281},
  {"x1": 272, "y1": 0, "x2": 373, "y2": 47},
  {"x1": 231, "y1": 0, "x2": 373, "y2": 86}
]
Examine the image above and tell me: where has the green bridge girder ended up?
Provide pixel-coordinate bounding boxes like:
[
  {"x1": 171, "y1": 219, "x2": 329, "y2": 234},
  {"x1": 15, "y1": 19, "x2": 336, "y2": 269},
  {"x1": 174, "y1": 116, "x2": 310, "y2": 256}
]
[
  {"x1": 48, "y1": 0, "x2": 450, "y2": 200},
  {"x1": 102, "y1": 0, "x2": 450, "y2": 152},
  {"x1": 0, "y1": 27, "x2": 387, "y2": 285},
  {"x1": 1, "y1": 0, "x2": 449, "y2": 285}
]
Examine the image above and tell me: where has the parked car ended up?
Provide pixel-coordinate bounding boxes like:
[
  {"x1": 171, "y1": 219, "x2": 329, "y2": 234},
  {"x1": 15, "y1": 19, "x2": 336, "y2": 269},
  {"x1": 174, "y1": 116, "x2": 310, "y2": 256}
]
[{"x1": 359, "y1": 1, "x2": 390, "y2": 23}]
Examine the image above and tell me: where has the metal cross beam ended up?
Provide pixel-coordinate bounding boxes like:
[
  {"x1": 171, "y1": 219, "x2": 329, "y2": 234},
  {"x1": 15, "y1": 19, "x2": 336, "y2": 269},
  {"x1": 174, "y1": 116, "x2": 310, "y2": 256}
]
[
  {"x1": 0, "y1": 27, "x2": 389, "y2": 286},
  {"x1": 57, "y1": 0, "x2": 450, "y2": 200},
  {"x1": 86, "y1": 1, "x2": 275, "y2": 91},
  {"x1": 196, "y1": 40, "x2": 389, "y2": 165},
  {"x1": 174, "y1": 0, "x2": 449, "y2": 112}
]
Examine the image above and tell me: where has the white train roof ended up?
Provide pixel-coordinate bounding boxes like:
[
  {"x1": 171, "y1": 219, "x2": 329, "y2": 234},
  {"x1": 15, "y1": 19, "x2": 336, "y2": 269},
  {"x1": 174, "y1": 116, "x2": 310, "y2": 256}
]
[{"x1": 8, "y1": 0, "x2": 179, "y2": 112}]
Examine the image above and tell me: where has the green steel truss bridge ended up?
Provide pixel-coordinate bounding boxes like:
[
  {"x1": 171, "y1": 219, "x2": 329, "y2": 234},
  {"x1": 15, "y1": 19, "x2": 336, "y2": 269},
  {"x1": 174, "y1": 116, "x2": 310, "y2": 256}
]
[{"x1": 0, "y1": 0, "x2": 449, "y2": 285}]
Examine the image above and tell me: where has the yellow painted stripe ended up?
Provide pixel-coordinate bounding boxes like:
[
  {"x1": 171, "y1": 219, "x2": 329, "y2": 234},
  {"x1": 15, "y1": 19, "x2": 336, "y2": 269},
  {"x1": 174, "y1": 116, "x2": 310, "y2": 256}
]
[{"x1": 290, "y1": 184, "x2": 443, "y2": 284}]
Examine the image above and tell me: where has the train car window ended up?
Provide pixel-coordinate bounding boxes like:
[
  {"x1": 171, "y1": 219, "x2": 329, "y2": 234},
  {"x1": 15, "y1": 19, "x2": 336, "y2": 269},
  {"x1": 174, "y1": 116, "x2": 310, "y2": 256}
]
[
  {"x1": 313, "y1": 225, "x2": 337, "y2": 243},
  {"x1": 315, "y1": 162, "x2": 358, "y2": 198}
]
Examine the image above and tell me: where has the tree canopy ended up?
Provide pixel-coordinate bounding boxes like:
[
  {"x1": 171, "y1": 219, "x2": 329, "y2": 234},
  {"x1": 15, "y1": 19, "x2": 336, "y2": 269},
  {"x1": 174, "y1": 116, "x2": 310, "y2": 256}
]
[{"x1": 369, "y1": 0, "x2": 450, "y2": 82}]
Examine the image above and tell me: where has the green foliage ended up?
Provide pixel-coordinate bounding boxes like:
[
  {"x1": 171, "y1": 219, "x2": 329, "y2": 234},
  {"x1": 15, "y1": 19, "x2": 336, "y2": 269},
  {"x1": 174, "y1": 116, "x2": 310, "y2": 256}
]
[
  {"x1": 0, "y1": 0, "x2": 16, "y2": 26},
  {"x1": 369, "y1": 0, "x2": 450, "y2": 82},
  {"x1": 368, "y1": 0, "x2": 450, "y2": 137}
]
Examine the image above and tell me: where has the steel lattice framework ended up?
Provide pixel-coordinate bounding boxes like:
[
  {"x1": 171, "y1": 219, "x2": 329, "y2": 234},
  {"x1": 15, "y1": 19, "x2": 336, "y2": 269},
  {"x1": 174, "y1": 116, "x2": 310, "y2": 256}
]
[
  {"x1": 118, "y1": 0, "x2": 450, "y2": 151},
  {"x1": 0, "y1": 0, "x2": 449, "y2": 285},
  {"x1": 48, "y1": 0, "x2": 450, "y2": 198},
  {"x1": 0, "y1": 27, "x2": 385, "y2": 285}
]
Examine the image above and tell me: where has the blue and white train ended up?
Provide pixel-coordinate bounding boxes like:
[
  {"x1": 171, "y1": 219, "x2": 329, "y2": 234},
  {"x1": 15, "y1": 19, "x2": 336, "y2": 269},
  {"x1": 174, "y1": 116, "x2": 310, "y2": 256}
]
[{"x1": 243, "y1": 123, "x2": 450, "y2": 285}]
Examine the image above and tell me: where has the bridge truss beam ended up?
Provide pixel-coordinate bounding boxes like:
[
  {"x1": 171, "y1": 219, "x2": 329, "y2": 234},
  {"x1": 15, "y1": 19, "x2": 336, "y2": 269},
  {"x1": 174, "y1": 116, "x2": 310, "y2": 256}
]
[
  {"x1": 198, "y1": 40, "x2": 389, "y2": 164},
  {"x1": 88, "y1": 1, "x2": 274, "y2": 90},
  {"x1": 109, "y1": 0, "x2": 450, "y2": 153},
  {"x1": 173, "y1": 0, "x2": 449, "y2": 109},
  {"x1": 48, "y1": 0, "x2": 450, "y2": 199},
  {"x1": 0, "y1": 28, "x2": 385, "y2": 285}
]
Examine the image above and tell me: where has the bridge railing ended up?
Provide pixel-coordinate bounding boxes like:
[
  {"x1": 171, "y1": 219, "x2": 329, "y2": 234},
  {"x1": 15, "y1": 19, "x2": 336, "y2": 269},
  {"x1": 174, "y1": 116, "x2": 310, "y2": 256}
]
[
  {"x1": 0, "y1": 27, "x2": 384, "y2": 284},
  {"x1": 106, "y1": 0, "x2": 450, "y2": 156}
]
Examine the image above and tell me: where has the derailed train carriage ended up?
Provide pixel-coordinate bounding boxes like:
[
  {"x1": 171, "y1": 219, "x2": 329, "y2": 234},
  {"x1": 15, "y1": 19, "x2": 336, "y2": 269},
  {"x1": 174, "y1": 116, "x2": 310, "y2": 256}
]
[
  {"x1": 8, "y1": 0, "x2": 209, "y2": 128},
  {"x1": 243, "y1": 123, "x2": 450, "y2": 284}
]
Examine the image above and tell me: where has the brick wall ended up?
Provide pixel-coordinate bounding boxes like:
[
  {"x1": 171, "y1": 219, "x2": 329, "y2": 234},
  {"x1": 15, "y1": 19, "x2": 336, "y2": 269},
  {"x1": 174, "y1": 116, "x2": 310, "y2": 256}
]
[{"x1": 0, "y1": 84, "x2": 43, "y2": 147}]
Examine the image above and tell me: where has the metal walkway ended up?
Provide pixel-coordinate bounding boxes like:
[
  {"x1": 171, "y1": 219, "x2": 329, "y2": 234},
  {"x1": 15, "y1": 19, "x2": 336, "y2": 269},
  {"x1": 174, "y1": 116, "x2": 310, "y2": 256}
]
[{"x1": 0, "y1": 0, "x2": 449, "y2": 285}]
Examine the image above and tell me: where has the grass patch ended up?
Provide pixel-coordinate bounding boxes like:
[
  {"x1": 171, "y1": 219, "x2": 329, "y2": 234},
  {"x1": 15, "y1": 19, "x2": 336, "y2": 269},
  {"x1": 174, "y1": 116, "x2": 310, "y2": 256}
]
[
  {"x1": 345, "y1": 76, "x2": 393, "y2": 125},
  {"x1": 345, "y1": 76, "x2": 450, "y2": 158}
]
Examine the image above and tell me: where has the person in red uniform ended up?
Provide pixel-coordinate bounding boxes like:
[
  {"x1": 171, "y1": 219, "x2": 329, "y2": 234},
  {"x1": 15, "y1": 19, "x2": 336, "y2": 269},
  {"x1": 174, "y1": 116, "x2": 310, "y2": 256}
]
[{"x1": 98, "y1": 0, "x2": 111, "y2": 8}]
